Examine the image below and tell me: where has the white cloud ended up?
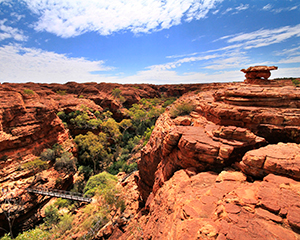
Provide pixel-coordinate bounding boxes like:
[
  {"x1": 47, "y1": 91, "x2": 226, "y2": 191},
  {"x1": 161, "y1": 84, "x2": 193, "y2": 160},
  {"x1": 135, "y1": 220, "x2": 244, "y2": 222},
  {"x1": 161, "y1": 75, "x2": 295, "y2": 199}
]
[
  {"x1": 262, "y1": 3, "x2": 298, "y2": 13},
  {"x1": 10, "y1": 12, "x2": 25, "y2": 21},
  {"x1": 1, "y1": 43, "x2": 299, "y2": 85},
  {"x1": 271, "y1": 67, "x2": 300, "y2": 79},
  {"x1": 275, "y1": 46, "x2": 300, "y2": 56},
  {"x1": 262, "y1": 4, "x2": 272, "y2": 11},
  {"x1": 121, "y1": 68, "x2": 244, "y2": 84},
  {"x1": 0, "y1": 44, "x2": 245, "y2": 84},
  {"x1": 222, "y1": 7, "x2": 233, "y2": 15},
  {"x1": 0, "y1": 44, "x2": 113, "y2": 83},
  {"x1": 148, "y1": 54, "x2": 220, "y2": 71},
  {"x1": 226, "y1": 24, "x2": 300, "y2": 50},
  {"x1": 0, "y1": 19, "x2": 28, "y2": 41},
  {"x1": 22, "y1": 0, "x2": 223, "y2": 38},
  {"x1": 166, "y1": 52, "x2": 199, "y2": 59},
  {"x1": 235, "y1": 4, "x2": 249, "y2": 11},
  {"x1": 279, "y1": 56, "x2": 300, "y2": 64},
  {"x1": 205, "y1": 54, "x2": 249, "y2": 70},
  {"x1": 222, "y1": 4, "x2": 249, "y2": 15}
]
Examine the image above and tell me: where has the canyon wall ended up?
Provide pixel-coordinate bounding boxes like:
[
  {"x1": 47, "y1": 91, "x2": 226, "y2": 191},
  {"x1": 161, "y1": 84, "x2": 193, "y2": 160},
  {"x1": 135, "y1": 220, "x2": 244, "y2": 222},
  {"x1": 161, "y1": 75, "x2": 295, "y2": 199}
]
[
  {"x1": 107, "y1": 81, "x2": 300, "y2": 240},
  {"x1": 0, "y1": 81, "x2": 216, "y2": 236}
]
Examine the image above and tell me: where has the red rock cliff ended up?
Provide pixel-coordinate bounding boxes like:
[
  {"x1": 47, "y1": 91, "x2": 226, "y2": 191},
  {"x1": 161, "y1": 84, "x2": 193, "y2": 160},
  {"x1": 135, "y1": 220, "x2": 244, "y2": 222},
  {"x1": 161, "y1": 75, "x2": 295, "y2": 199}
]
[{"x1": 107, "y1": 81, "x2": 300, "y2": 240}]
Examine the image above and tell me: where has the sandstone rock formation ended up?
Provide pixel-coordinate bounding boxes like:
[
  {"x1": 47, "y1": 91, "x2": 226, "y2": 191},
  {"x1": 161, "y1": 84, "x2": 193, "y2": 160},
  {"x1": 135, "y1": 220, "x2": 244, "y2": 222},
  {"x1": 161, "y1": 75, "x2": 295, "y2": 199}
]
[
  {"x1": 113, "y1": 170, "x2": 300, "y2": 240},
  {"x1": 239, "y1": 143, "x2": 300, "y2": 180},
  {"x1": 0, "y1": 86, "x2": 77, "y2": 234},
  {"x1": 241, "y1": 65, "x2": 278, "y2": 84},
  {"x1": 1, "y1": 79, "x2": 300, "y2": 239},
  {"x1": 0, "y1": 81, "x2": 221, "y2": 236},
  {"x1": 107, "y1": 80, "x2": 300, "y2": 240}
]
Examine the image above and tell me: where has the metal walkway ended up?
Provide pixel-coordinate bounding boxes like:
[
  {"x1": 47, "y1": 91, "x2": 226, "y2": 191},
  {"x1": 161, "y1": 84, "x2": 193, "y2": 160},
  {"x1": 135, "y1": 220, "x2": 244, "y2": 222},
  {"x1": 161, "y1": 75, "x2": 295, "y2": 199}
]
[{"x1": 27, "y1": 187, "x2": 92, "y2": 203}]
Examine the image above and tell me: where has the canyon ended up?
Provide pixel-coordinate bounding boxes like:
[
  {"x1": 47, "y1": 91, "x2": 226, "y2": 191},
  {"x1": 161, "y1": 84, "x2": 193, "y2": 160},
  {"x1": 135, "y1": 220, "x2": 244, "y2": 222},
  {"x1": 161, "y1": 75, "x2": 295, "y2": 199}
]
[{"x1": 1, "y1": 77, "x2": 300, "y2": 239}]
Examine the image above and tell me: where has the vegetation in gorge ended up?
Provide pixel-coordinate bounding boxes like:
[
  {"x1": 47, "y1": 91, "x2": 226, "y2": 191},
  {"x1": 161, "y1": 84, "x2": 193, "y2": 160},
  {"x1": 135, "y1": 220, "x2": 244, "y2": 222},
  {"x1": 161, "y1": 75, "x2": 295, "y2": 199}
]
[
  {"x1": 57, "y1": 95, "x2": 177, "y2": 178},
  {"x1": 0, "y1": 91, "x2": 178, "y2": 240},
  {"x1": 1, "y1": 172, "x2": 124, "y2": 240},
  {"x1": 169, "y1": 100, "x2": 196, "y2": 118}
]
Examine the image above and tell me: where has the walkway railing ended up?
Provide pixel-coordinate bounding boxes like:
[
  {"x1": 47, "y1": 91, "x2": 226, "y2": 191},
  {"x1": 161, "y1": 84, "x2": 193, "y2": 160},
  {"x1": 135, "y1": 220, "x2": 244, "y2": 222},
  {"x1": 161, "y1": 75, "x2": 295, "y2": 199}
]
[{"x1": 26, "y1": 187, "x2": 92, "y2": 203}]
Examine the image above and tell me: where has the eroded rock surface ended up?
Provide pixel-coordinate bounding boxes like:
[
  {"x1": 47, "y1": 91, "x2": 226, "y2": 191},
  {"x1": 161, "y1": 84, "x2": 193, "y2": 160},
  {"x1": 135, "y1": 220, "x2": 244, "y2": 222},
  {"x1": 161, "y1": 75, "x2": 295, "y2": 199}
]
[
  {"x1": 0, "y1": 81, "x2": 223, "y2": 236},
  {"x1": 112, "y1": 170, "x2": 300, "y2": 240},
  {"x1": 138, "y1": 84, "x2": 300, "y2": 202},
  {"x1": 115, "y1": 81, "x2": 300, "y2": 240},
  {"x1": 239, "y1": 143, "x2": 300, "y2": 180},
  {"x1": 241, "y1": 66, "x2": 278, "y2": 84}
]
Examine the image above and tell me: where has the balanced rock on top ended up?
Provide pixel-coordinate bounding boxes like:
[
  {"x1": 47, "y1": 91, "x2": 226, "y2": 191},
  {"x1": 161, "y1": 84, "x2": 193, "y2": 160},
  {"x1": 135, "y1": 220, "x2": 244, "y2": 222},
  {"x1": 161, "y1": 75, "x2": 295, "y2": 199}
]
[{"x1": 241, "y1": 65, "x2": 278, "y2": 84}]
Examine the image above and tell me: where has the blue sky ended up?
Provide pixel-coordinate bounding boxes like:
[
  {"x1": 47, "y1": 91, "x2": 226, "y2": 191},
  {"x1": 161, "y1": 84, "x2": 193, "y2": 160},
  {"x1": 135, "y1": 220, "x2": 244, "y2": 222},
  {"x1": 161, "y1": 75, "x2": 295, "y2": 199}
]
[{"x1": 0, "y1": 0, "x2": 299, "y2": 84}]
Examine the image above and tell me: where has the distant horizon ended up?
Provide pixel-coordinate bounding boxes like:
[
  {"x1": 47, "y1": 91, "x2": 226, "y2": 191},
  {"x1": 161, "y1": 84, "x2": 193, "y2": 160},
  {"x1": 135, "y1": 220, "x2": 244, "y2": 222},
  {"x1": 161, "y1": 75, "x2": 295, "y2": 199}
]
[
  {"x1": 2, "y1": 74, "x2": 299, "y2": 86},
  {"x1": 0, "y1": 0, "x2": 300, "y2": 84}
]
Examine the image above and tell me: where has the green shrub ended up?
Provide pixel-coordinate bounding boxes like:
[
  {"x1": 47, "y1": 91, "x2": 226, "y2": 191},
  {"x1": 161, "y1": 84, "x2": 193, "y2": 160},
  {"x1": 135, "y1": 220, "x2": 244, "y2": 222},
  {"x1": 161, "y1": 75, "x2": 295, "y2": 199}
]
[
  {"x1": 123, "y1": 162, "x2": 137, "y2": 173},
  {"x1": 292, "y1": 79, "x2": 300, "y2": 87},
  {"x1": 44, "y1": 204, "x2": 60, "y2": 227},
  {"x1": 57, "y1": 213, "x2": 73, "y2": 233},
  {"x1": 13, "y1": 228, "x2": 50, "y2": 240},
  {"x1": 163, "y1": 97, "x2": 176, "y2": 107},
  {"x1": 143, "y1": 126, "x2": 154, "y2": 145},
  {"x1": 83, "y1": 172, "x2": 117, "y2": 197},
  {"x1": 54, "y1": 152, "x2": 77, "y2": 172},
  {"x1": 0, "y1": 234, "x2": 11, "y2": 240},
  {"x1": 54, "y1": 198, "x2": 70, "y2": 209},
  {"x1": 23, "y1": 89, "x2": 34, "y2": 95},
  {"x1": 112, "y1": 88, "x2": 125, "y2": 103},
  {"x1": 40, "y1": 148, "x2": 55, "y2": 162},
  {"x1": 22, "y1": 158, "x2": 48, "y2": 172},
  {"x1": 78, "y1": 165, "x2": 93, "y2": 179},
  {"x1": 169, "y1": 101, "x2": 195, "y2": 118},
  {"x1": 126, "y1": 135, "x2": 142, "y2": 152},
  {"x1": 112, "y1": 88, "x2": 122, "y2": 98},
  {"x1": 107, "y1": 158, "x2": 137, "y2": 175},
  {"x1": 56, "y1": 90, "x2": 67, "y2": 95},
  {"x1": 57, "y1": 111, "x2": 67, "y2": 122},
  {"x1": 78, "y1": 95, "x2": 84, "y2": 98}
]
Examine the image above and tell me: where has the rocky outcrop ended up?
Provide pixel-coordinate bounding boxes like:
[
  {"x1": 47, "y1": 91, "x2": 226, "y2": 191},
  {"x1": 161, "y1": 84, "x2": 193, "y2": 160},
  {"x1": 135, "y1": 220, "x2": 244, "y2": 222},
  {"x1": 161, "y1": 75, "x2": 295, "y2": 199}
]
[
  {"x1": 114, "y1": 170, "x2": 300, "y2": 240},
  {"x1": 2, "y1": 79, "x2": 300, "y2": 239},
  {"x1": 138, "y1": 113, "x2": 266, "y2": 201},
  {"x1": 138, "y1": 84, "x2": 300, "y2": 202},
  {"x1": 112, "y1": 81, "x2": 300, "y2": 240},
  {"x1": 241, "y1": 65, "x2": 278, "y2": 84},
  {"x1": 0, "y1": 87, "x2": 70, "y2": 161},
  {"x1": 203, "y1": 85, "x2": 300, "y2": 143},
  {"x1": 238, "y1": 143, "x2": 300, "y2": 180}
]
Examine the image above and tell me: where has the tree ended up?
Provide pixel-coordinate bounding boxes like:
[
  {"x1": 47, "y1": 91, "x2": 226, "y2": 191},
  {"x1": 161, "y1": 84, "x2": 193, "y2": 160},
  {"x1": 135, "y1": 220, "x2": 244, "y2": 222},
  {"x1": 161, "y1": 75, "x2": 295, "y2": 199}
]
[
  {"x1": 111, "y1": 88, "x2": 122, "y2": 98},
  {"x1": 54, "y1": 152, "x2": 77, "y2": 172},
  {"x1": 74, "y1": 132, "x2": 109, "y2": 173},
  {"x1": 0, "y1": 190, "x2": 23, "y2": 238},
  {"x1": 112, "y1": 88, "x2": 125, "y2": 104},
  {"x1": 102, "y1": 118, "x2": 121, "y2": 143},
  {"x1": 44, "y1": 204, "x2": 60, "y2": 227},
  {"x1": 119, "y1": 119, "x2": 132, "y2": 133}
]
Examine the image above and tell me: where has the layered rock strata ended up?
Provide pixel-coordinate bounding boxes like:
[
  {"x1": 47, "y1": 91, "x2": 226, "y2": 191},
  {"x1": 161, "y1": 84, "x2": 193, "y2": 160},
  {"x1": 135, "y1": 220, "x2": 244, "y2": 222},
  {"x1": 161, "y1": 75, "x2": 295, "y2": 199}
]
[
  {"x1": 241, "y1": 65, "x2": 278, "y2": 84},
  {"x1": 118, "y1": 82, "x2": 300, "y2": 240},
  {"x1": 239, "y1": 143, "x2": 300, "y2": 180},
  {"x1": 114, "y1": 170, "x2": 300, "y2": 240}
]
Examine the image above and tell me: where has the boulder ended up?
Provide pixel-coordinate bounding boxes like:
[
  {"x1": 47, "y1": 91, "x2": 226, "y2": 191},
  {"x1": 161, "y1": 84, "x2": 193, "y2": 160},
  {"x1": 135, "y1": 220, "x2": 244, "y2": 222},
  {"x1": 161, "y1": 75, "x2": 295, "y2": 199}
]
[
  {"x1": 238, "y1": 143, "x2": 300, "y2": 180},
  {"x1": 241, "y1": 65, "x2": 278, "y2": 84}
]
